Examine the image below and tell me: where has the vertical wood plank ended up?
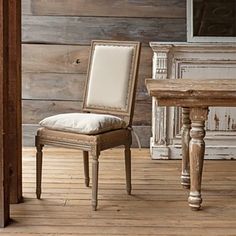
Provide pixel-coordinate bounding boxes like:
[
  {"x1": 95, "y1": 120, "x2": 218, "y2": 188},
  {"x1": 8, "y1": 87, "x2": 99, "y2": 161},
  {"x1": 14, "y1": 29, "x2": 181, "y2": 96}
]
[
  {"x1": 8, "y1": 0, "x2": 22, "y2": 204},
  {"x1": 0, "y1": 0, "x2": 10, "y2": 227}
]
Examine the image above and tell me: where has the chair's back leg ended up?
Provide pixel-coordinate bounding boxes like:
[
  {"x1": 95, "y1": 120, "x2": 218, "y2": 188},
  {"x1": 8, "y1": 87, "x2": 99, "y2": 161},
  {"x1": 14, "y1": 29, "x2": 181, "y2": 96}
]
[
  {"x1": 125, "y1": 144, "x2": 131, "y2": 195},
  {"x1": 36, "y1": 144, "x2": 44, "y2": 199},
  {"x1": 83, "y1": 151, "x2": 90, "y2": 187},
  {"x1": 91, "y1": 151, "x2": 99, "y2": 211}
]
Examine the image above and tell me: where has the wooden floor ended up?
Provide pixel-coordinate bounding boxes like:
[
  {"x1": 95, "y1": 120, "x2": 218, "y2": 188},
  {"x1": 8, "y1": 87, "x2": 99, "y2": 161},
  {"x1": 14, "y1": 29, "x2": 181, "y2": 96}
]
[{"x1": 1, "y1": 148, "x2": 236, "y2": 236}]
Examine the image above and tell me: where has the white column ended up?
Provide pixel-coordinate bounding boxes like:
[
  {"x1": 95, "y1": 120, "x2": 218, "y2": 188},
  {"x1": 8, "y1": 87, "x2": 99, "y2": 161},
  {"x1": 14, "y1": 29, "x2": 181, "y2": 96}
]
[{"x1": 150, "y1": 45, "x2": 172, "y2": 159}]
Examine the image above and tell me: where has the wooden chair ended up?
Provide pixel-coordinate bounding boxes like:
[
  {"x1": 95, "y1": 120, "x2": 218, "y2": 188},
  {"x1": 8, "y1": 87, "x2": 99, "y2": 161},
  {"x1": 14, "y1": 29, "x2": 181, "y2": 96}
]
[{"x1": 35, "y1": 40, "x2": 141, "y2": 210}]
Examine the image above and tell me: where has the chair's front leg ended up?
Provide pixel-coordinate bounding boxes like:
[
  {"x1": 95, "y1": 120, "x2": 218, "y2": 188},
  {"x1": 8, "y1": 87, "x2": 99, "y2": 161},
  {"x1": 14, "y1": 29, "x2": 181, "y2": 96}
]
[
  {"x1": 83, "y1": 151, "x2": 90, "y2": 187},
  {"x1": 124, "y1": 145, "x2": 131, "y2": 195},
  {"x1": 181, "y1": 107, "x2": 191, "y2": 189},
  {"x1": 91, "y1": 150, "x2": 99, "y2": 211},
  {"x1": 188, "y1": 107, "x2": 208, "y2": 210},
  {"x1": 36, "y1": 144, "x2": 44, "y2": 199}
]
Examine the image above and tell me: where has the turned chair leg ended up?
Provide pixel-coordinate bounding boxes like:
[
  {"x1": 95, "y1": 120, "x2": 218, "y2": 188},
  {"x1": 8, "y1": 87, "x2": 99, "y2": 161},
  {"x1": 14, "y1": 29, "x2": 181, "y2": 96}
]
[
  {"x1": 91, "y1": 153, "x2": 99, "y2": 211},
  {"x1": 83, "y1": 151, "x2": 90, "y2": 187},
  {"x1": 125, "y1": 145, "x2": 131, "y2": 195},
  {"x1": 36, "y1": 144, "x2": 44, "y2": 199}
]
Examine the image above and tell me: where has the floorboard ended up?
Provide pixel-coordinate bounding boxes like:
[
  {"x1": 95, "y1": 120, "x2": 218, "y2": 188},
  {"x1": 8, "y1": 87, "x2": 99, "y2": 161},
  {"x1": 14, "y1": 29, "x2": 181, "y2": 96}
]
[{"x1": 1, "y1": 148, "x2": 236, "y2": 235}]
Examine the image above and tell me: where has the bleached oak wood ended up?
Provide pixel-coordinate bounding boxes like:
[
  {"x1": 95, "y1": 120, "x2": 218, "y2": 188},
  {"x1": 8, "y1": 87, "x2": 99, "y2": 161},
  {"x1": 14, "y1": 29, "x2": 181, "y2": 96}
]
[
  {"x1": 146, "y1": 78, "x2": 236, "y2": 210},
  {"x1": 146, "y1": 79, "x2": 236, "y2": 104},
  {"x1": 22, "y1": 73, "x2": 86, "y2": 101},
  {"x1": 23, "y1": 124, "x2": 152, "y2": 148},
  {"x1": 22, "y1": 16, "x2": 185, "y2": 45},
  {"x1": 30, "y1": 0, "x2": 185, "y2": 18},
  {"x1": 22, "y1": 0, "x2": 31, "y2": 15},
  {"x1": 1, "y1": 148, "x2": 236, "y2": 235},
  {"x1": 22, "y1": 44, "x2": 151, "y2": 77},
  {"x1": 188, "y1": 107, "x2": 208, "y2": 210},
  {"x1": 22, "y1": 98, "x2": 151, "y2": 126},
  {"x1": 36, "y1": 41, "x2": 141, "y2": 211},
  {"x1": 23, "y1": 72, "x2": 151, "y2": 102}
]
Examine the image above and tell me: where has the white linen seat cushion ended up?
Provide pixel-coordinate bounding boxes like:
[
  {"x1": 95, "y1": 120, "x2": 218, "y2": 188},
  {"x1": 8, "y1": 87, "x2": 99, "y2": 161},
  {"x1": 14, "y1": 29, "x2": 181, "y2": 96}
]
[{"x1": 39, "y1": 113, "x2": 127, "y2": 135}]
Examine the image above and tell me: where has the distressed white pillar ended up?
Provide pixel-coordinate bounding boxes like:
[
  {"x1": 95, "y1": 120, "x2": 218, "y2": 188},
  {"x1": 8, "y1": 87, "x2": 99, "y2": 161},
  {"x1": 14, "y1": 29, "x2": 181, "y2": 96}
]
[{"x1": 150, "y1": 45, "x2": 172, "y2": 159}]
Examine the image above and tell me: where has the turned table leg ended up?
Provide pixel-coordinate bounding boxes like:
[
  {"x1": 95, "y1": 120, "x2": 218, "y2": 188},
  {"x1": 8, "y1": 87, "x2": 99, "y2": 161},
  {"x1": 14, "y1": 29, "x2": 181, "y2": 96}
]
[
  {"x1": 188, "y1": 107, "x2": 208, "y2": 210},
  {"x1": 181, "y1": 107, "x2": 191, "y2": 189}
]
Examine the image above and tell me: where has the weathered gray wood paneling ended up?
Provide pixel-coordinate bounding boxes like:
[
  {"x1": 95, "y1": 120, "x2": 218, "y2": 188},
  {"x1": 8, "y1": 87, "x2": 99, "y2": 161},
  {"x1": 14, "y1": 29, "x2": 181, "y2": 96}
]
[
  {"x1": 22, "y1": 0, "x2": 31, "y2": 15},
  {"x1": 133, "y1": 102, "x2": 152, "y2": 125},
  {"x1": 22, "y1": 73, "x2": 86, "y2": 101},
  {"x1": 22, "y1": 0, "x2": 186, "y2": 147},
  {"x1": 22, "y1": 16, "x2": 186, "y2": 45},
  {"x1": 22, "y1": 44, "x2": 152, "y2": 78},
  {"x1": 30, "y1": 0, "x2": 186, "y2": 18},
  {"x1": 22, "y1": 43, "x2": 152, "y2": 129},
  {"x1": 22, "y1": 100, "x2": 82, "y2": 124},
  {"x1": 22, "y1": 100, "x2": 151, "y2": 126},
  {"x1": 22, "y1": 44, "x2": 89, "y2": 73},
  {"x1": 22, "y1": 72, "x2": 150, "y2": 102}
]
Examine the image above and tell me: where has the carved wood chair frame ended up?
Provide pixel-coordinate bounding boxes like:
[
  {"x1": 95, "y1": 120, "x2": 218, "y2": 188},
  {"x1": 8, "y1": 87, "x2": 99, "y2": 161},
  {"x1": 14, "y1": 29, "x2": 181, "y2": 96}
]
[{"x1": 35, "y1": 40, "x2": 141, "y2": 210}]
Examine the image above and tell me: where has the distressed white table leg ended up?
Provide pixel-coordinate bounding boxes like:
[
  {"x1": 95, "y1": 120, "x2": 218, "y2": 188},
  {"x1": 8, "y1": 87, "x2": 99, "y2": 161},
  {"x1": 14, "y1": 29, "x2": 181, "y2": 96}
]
[
  {"x1": 181, "y1": 107, "x2": 191, "y2": 189},
  {"x1": 188, "y1": 107, "x2": 208, "y2": 210}
]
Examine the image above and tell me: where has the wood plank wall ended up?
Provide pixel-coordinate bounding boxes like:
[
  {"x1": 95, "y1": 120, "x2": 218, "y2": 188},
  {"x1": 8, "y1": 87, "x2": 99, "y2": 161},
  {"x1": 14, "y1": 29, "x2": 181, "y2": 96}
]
[{"x1": 22, "y1": 0, "x2": 186, "y2": 147}]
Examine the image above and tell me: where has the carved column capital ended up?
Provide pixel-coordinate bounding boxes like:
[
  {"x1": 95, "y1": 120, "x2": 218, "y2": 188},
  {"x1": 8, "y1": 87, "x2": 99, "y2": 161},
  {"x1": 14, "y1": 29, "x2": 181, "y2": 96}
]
[
  {"x1": 150, "y1": 44, "x2": 172, "y2": 80},
  {"x1": 153, "y1": 51, "x2": 169, "y2": 80}
]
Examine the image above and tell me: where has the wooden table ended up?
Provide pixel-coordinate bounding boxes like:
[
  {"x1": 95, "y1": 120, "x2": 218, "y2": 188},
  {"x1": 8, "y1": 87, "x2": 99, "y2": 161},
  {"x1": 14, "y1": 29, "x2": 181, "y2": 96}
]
[{"x1": 146, "y1": 79, "x2": 236, "y2": 210}]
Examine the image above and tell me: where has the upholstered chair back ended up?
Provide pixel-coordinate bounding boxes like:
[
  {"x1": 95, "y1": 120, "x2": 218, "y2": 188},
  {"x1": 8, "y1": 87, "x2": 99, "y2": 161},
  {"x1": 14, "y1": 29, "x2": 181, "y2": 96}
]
[{"x1": 83, "y1": 41, "x2": 141, "y2": 126}]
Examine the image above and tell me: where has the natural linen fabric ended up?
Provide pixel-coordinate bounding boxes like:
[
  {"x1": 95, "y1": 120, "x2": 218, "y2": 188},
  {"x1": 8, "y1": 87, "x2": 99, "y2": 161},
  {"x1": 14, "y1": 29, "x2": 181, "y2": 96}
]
[
  {"x1": 39, "y1": 113, "x2": 127, "y2": 135},
  {"x1": 86, "y1": 45, "x2": 134, "y2": 110}
]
